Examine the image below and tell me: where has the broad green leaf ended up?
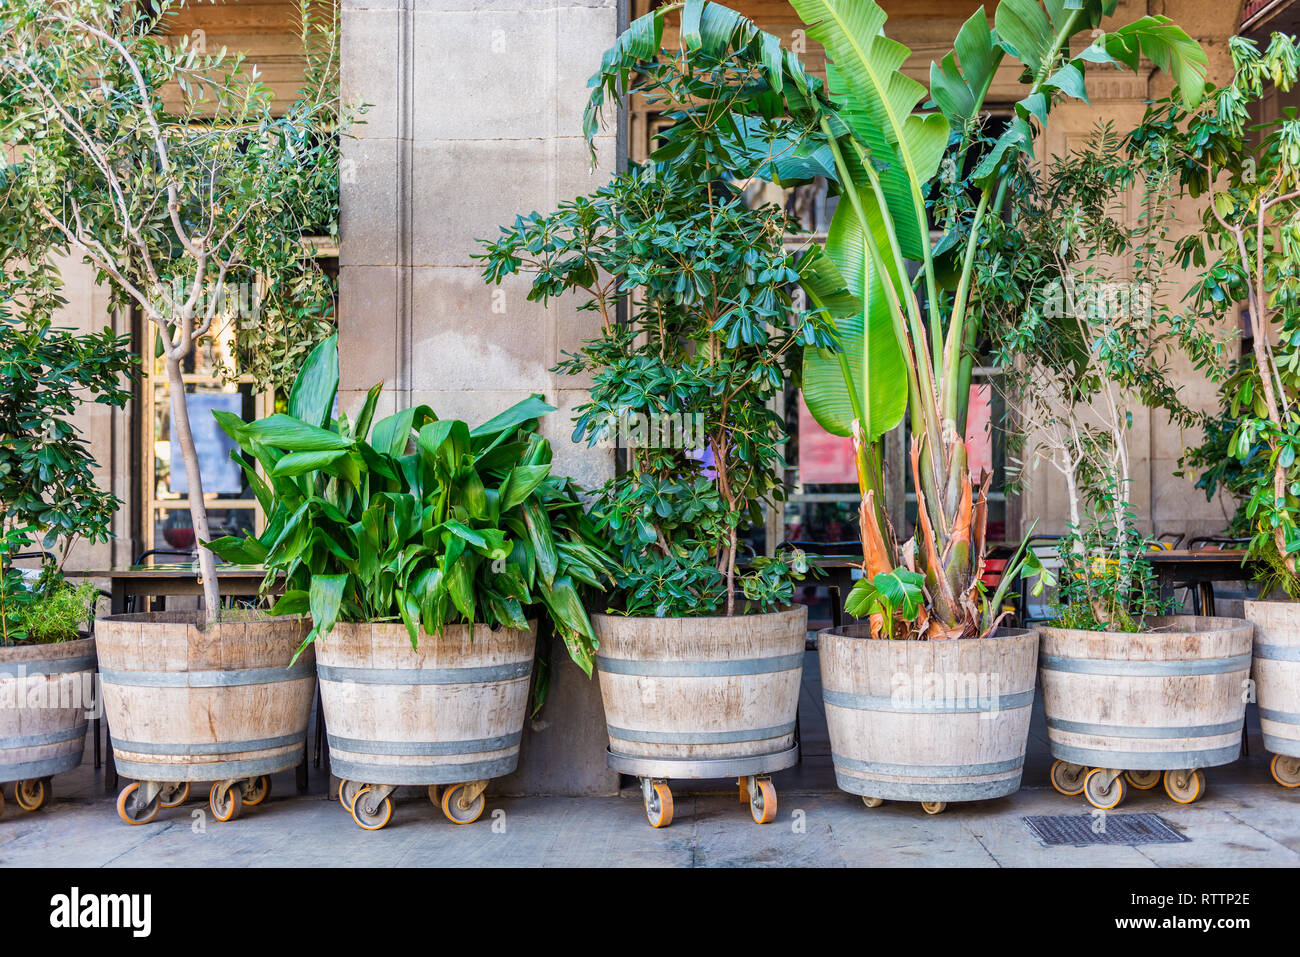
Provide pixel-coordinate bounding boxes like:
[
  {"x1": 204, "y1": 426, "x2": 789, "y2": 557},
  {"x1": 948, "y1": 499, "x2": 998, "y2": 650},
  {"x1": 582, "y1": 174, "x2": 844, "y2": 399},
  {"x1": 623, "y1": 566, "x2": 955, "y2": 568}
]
[
  {"x1": 243, "y1": 414, "x2": 351, "y2": 452},
  {"x1": 288, "y1": 334, "x2": 338, "y2": 429},
  {"x1": 470, "y1": 394, "x2": 555, "y2": 441},
  {"x1": 499, "y1": 463, "x2": 551, "y2": 511},
  {"x1": 308, "y1": 574, "x2": 348, "y2": 639}
]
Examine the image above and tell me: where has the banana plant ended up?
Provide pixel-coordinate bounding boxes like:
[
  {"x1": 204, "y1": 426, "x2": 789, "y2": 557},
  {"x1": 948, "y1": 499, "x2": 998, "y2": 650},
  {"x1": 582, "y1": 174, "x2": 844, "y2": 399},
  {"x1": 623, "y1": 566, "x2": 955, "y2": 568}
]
[
  {"x1": 206, "y1": 335, "x2": 616, "y2": 679},
  {"x1": 587, "y1": 0, "x2": 1207, "y2": 638}
]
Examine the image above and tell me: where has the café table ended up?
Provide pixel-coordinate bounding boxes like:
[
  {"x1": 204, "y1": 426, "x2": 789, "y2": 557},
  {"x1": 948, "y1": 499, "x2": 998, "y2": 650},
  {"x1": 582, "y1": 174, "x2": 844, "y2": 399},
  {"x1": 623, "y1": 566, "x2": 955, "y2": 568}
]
[
  {"x1": 64, "y1": 562, "x2": 272, "y2": 615},
  {"x1": 1142, "y1": 548, "x2": 1251, "y2": 617}
]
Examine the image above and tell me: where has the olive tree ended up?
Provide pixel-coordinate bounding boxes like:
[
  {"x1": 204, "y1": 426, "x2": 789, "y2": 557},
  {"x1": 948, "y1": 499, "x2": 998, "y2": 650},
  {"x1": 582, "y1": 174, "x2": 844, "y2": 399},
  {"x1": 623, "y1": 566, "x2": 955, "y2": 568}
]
[{"x1": 0, "y1": 0, "x2": 343, "y2": 620}]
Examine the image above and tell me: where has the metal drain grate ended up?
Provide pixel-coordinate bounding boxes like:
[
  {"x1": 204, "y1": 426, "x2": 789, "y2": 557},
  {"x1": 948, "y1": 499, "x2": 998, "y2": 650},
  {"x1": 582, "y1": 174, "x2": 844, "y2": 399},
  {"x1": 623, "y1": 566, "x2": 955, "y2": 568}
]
[{"x1": 1023, "y1": 813, "x2": 1189, "y2": 847}]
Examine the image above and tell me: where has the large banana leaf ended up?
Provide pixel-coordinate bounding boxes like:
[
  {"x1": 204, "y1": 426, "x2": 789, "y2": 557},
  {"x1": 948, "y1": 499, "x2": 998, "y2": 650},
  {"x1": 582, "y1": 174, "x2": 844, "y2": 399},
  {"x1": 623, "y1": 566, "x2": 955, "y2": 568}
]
[
  {"x1": 790, "y1": 0, "x2": 948, "y2": 262},
  {"x1": 929, "y1": 8, "x2": 1000, "y2": 130},
  {"x1": 800, "y1": 244, "x2": 906, "y2": 443}
]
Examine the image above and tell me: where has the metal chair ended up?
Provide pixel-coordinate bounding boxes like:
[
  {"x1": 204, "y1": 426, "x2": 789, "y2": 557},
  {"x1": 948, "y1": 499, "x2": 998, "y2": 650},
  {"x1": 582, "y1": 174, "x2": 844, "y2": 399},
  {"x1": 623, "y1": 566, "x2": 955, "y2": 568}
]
[
  {"x1": 128, "y1": 549, "x2": 197, "y2": 613},
  {"x1": 1186, "y1": 536, "x2": 1250, "y2": 551}
]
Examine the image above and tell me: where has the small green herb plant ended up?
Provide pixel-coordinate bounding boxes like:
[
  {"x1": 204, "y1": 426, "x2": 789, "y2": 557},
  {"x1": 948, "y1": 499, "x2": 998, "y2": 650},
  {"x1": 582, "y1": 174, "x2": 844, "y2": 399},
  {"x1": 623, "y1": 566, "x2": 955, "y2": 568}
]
[{"x1": 0, "y1": 309, "x2": 133, "y2": 645}]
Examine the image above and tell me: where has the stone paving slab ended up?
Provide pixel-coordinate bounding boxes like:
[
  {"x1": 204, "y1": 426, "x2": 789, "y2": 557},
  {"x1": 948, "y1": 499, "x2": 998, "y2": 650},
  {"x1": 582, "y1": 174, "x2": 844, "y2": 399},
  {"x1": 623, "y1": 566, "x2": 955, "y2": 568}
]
[
  {"x1": 1, "y1": 721, "x2": 1297, "y2": 867},
  {"x1": 2, "y1": 770, "x2": 1296, "y2": 867}
]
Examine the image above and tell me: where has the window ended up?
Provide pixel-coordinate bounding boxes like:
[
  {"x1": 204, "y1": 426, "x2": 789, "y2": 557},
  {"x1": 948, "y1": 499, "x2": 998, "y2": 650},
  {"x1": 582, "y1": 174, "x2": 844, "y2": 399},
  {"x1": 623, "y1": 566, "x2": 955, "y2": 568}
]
[{"x1": 138, "y1": 243, "x2": 338, "y2": 559}]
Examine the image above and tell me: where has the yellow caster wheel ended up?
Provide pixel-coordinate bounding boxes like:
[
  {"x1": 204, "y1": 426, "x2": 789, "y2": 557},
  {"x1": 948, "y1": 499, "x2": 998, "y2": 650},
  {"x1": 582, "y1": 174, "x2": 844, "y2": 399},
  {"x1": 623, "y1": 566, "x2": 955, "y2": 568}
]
[
  {"x1": 159, "y1": 781, "x2": 189, "y2": 808},
  {"x1": 1050, "y1": 760, "x2": 1088, "y2": 796},
  {"x1": 338, "y1": 778, "x2": 364, "y2": 812},
  {"x1": 861, "y1": 796, "x2": 885, "y2": 808},
  {"x1": 1124, "y1": 770, "x2": 1161, "y2": 791},
  {"x1": 352, "y1": 787, "x2": 393, "y2": 830},
  {"x1": 1163, "y1": 768, "x2": 1205, "y2": 804},
  {"x1": 116, "y1": 782, "x2": 159, "y2": 826},
  {"x1": 645, "y1": 781, "x2": 673, "y2": 828},
  {"x1": 14, "y1": 778, "x2": 45, "y2": 812},
  {"x1": 242, "y1": 775, "x2": 271, "y2": 807},
  {"x1": 738, "y1": 777, "x2": 749, "y2": 805},
  {"x1": 427, "y1": 784, "x2": 441, "y2": 806},
  {"x1": 750, "y1": 779, "x2": 777, "y2": 824},
  {"x1": 1271, "y1": 754, "x2": 1300, "y2": 788},
  {"x1": 441, "y1": 783, "x2": 486, "y2": 825},
  {"x1": 209, "y1": 782, "x2": 244, "y2": 822},
  {"x1": 921, "y1": 801, "x2": 947, "y2": 815},
  {"x1": 1083, "y1": 768, "x2": 1126, "y2": 810}
]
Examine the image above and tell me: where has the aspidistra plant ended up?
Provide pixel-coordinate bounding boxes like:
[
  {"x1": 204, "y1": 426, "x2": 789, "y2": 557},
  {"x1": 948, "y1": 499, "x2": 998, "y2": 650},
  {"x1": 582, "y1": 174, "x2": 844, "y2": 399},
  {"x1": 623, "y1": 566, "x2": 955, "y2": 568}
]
[
  {"x1": 207, "y1": 336, "x2": 616, "y2": 678},
  {"x1": 588, "y1": 0, "x2": 1206, "y2": 638}
]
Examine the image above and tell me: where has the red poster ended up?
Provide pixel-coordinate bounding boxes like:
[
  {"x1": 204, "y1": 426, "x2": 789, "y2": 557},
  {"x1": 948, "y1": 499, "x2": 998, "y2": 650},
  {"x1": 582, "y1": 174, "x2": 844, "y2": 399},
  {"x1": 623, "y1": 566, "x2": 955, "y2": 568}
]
[{"x1": 797, "y1": 394, "x2": 857, "y2": 484}]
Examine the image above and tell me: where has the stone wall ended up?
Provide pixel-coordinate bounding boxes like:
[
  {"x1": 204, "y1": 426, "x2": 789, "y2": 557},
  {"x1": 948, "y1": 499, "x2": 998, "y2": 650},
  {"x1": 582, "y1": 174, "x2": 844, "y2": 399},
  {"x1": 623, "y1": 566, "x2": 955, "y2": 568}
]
[
  {"x1": 338, "y1": 0, "x2": 625, "y2": 794},
  {"x1": 337, "y1": 0, "x2": 621, "y2": 492}
]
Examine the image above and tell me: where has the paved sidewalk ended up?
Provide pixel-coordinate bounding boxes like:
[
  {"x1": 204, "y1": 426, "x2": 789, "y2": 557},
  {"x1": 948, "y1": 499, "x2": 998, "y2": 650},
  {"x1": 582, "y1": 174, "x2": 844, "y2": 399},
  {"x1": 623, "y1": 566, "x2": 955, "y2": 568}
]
[{"x1": 1, "y1": 732, "x2": 1296, "y2": 867}]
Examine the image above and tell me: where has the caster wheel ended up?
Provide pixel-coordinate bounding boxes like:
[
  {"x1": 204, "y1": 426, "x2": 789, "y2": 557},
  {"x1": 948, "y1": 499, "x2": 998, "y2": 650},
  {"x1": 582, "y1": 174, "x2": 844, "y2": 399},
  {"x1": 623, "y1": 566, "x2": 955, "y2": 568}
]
[
  {"x1": 921, "y1": 801, "x2": 947, "y2": 815},
  {"x1": 209, "y1": 782, "x2": 244, "y2": 822},
  {"x1": 738, "y1": 777, "x2": 749, "y2": 804},
  {"x1": 750, "y1": 779, "x2": 777, "y2": 824},
  {"x1": 351, "y1": 787, "x2": 393, "y2": 830},
  {"x1": 645, "y1": 781, "x2": 673, "y2": 828},
  {"x1": 1163, "y1": 768, "x2": 1205, "y2": 804},
  {"x1": 427, "y1": 784, "x2": 441, "y2": 806},
  {"x1": 1084, "y1": 768, "x2": 1126, "y2": 810},
  {"x1": 1271, "y1": 754, "x2": 1300, "y2": 788},
  {"x1": 0, "y1": 787, "x2": 5, "y2": 816},
  {"x1": 441, "y1": 783, "x2": 486, "y2": 825},
  {"x1": 14, "y1": 778, "x2": 45, "y2": 812},
  {"x1": 242, "y1": 775, "x2": 271, "y2": 807},
  {"x1": 116, "y1": 782, "x2": 160, "y2": 826},
  {"x1": 338, "y1": 778, "x2": 364, "y2": 812},
  {"x1": 861, "y1": 796, "x2": 885, "y2": 808},
  {"x1": 1124, "y1": 770, "x2": 1161, "y2": 791},
  {"x1": 159, "y1": 781, "x2": 189, "y2": 808},
  {"x1": 1049, "y1": 760, "x2": 1088, "y2": 796}
]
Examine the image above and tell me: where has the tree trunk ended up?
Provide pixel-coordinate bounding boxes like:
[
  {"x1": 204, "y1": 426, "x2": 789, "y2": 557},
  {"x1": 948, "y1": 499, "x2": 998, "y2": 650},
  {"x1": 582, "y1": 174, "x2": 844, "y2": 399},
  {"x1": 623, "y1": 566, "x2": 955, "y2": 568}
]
[{"x1": 165, "y1": 354, "x2": 220, "y2": 624}]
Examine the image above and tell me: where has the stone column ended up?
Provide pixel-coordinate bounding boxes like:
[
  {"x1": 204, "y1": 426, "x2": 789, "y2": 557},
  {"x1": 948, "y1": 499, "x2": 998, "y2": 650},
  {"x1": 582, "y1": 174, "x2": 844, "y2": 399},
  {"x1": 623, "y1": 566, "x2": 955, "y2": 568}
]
[{"x1": 339, "y1": 0, "x2": 624, "y2": 794}]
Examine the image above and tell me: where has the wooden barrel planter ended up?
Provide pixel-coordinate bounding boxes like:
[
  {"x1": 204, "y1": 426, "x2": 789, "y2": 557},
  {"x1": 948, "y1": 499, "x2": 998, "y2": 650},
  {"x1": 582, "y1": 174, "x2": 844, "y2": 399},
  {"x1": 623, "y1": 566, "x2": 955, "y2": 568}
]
[
  {"x1": 591, "y1": 605, "x2": 807, "y2": 827},
  {"x1": 317, "y1": 621, "x2": 536, "y2": 830},
  {"x1": 96, "y1": 612, "x2": 314, "y2": 825},
  {"x1": 0, "y1": 637, "x2": 97, "y2": 815},
  {"x1": 1244, "y1": 600, "x2": 1300, "y2": 787},
  {"x1": 1039, "y1": 615, "x2": 1252, "y2": 808},
  {"x1": 818, "y1": 625, "x2": 1038, "y2": 815}
]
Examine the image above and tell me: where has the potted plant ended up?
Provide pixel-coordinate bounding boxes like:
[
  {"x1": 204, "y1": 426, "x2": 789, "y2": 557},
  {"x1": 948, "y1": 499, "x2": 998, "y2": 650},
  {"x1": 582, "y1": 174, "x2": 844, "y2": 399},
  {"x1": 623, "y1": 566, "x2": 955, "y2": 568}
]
[
  {"x1": 0, "y1": 312, "x2": 133, "y2": 816},
  {"x1": 480, "y1": 10, "x2": 832, "y2": 828},
  {"x1": 578, "y1": 1, "x2": 1208, "y2": 814},
  {"x1": 210, "y1": 337, "x2": 616, "y2": 829},
  {"x1": 1153, "y1": 31, "x2": 1300, "y2": 789},
  {"x1": 0, "y1": 0, "x2": 346, "y2": 824},
  {"x1": 981, "y1": 126, "x2": 1252, "y2": 810}
]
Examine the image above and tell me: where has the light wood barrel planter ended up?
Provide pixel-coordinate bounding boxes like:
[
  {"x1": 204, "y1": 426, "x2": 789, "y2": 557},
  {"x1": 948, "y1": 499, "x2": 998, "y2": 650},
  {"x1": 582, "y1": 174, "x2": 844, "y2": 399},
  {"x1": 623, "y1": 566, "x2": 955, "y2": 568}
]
[
  {"x1": 1039, "y1": 615, "x2": 1252, "y2": 809},
  {"x1": 818, "y1": 626, "x2": 1038, "y2": 815},
  {"x1": 96, "y1": 612, "x2": 314, "y2": 825},
  {"x1": 592, "y1": 605, "x2": 807, "y2": 827},
  {"x1": 0, "y1": 637, "x2": 96, "y2": 815},
  {"x1": 1244, "y1": 600, "x2": 1300, "y2": 787},
  {"x1": 318, "y1": 621, "x2": 536, "y2": 830}
]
